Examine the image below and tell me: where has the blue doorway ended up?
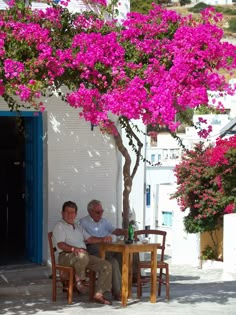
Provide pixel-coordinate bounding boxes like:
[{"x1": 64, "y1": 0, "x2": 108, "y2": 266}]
[{"x1": 0, "y1": 111, "x2": 43, "y2": 265}]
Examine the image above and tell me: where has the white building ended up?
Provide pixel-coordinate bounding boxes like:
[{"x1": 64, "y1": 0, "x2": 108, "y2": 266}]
[
  {"x1": 144, "y1": 92, "x2": 236, "y2": 266},
  {"x1": 192, "y1": 0, "x2": 232, "y2": 5}
]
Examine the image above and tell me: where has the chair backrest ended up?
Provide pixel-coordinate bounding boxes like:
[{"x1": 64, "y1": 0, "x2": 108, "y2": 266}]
[
  {"x1": 134, "y1": 229, "x2": 167, "y2": 261},
  {"x1": 48, "y1": 232, "x2": 57, "y2": 271}
]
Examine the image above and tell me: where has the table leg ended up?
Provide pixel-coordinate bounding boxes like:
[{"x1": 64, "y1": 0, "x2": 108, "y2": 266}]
[
  {"x1": 150, "y1": 246, "x2": 157, "y2": 303},
  {"x1": 99, "y1": 245, "x2": 105, "y2": 259},
  {"x1": 128, "y1": 252, "x2": 133, "y2": 298},
  {"x1": 121, "y1": 247, "x2": 129, "y2": 306}
]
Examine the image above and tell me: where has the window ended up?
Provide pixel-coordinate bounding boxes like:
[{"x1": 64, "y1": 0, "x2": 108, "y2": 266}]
[
  {"x1": 162, "y1": 211, "x2": 172, "y2": 226},
  {"x1": 148, "y1": 131, "x2": 157, "y2": 147},
  {"x1": 151, "y1": 154, "x2": 155, "y2": 163},
  {"x1": 146, "y1": 185, "x2": 151, "y2": 206},
  {"x1": 163, "y1": 149, "x2": 168, "y2": 160}
]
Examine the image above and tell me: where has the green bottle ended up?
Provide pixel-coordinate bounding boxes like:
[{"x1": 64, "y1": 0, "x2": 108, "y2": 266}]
[{"x1": 128, "y1": 223, "x2": 134, "y2": 243}]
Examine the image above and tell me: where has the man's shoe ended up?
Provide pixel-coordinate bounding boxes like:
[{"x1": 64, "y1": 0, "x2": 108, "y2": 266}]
[
  {"x1": 75, "y1": 280, "x2": 88, "y2": 294},
  {"x1": 93, "y1": 293, "x2": 112, "y2": 305}
]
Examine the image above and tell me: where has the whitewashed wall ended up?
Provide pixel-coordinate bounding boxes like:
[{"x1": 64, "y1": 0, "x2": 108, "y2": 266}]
[
  {"x1": 172, "y1": 209, "x2": 201, "y2": 266},
  {"x1": 145, "y1": 167, "x2": 177, "y2": 247},
  {"x1": 44, "y1": 97, "x2": 120, "y2": 227},
  {"x1": 0, "y1": 0, "x2": 130, "y2": 19},
  {"x1": 145, "y1": 133, "x2": 201, "y2": 266},
  {"x1": 223, "y1": 214, "x2": 236, "y2": 272},
  {"x1": 0, "y1": 96, "x2": 122, "y2": 264}
]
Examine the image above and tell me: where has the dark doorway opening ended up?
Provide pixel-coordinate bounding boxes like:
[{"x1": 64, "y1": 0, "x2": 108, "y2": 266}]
[{"x1": 0, "y1": 117, "x2": 26, "y2": 265}]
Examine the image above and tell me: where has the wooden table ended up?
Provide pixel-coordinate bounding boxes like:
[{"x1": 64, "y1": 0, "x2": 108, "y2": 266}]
[{"x1": 99, "y1": 241, "x2": 159, "y2": 306}]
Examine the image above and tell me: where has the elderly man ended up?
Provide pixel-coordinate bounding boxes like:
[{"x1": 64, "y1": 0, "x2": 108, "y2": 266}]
[
  {"x1": 53, "y1": 200, "x2": 113, "y2": 305},
  {"x1": 79, "y1": 199, "x2": 127, "y2": 301}
]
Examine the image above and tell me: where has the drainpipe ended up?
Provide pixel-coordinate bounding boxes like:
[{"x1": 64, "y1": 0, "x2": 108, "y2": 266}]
[{"x1": 143, "y1": 126, "x2": 147, "y2": 230}]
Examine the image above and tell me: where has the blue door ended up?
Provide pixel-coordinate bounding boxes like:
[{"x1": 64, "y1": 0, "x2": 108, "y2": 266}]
[
  {"x1": 24, "y1": 114, "x2": 43, "y2": 263},
  {"x1": 0, "y1": 111, "x2": 43, "y2": 264}
]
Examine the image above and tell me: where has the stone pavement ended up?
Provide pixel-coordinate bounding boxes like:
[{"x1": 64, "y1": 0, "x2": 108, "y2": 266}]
[{"x1": 1, "y1": 263, "x2": 236, "y2": 315}]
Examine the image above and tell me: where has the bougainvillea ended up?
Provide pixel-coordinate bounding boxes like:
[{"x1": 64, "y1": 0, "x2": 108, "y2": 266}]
[
  {"x1": 172, "y1": 135, "x2": 236, "y2": 233},
  {"x1": 1, "y1": 0, "x2": 236, "y2": 227}
]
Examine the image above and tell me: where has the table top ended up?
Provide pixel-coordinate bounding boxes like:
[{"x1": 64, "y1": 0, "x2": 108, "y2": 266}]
[{"x1": 99, "y1": 241, "x2": 160, "y2": 253}]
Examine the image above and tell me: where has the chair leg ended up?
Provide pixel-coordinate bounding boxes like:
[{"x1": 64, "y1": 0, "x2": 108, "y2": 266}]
[
  {"x1": 158, "y1": 269, "x2": 163, "y2": 297},
  {"x1": 165, "y1": 265, "x2": 170, "y2": 300},
  {"x1": 67, "y1": 269, "x2": 74, "y2": 304},
  {"x1": 52, "y1": 273, "x2": 57, "y2": 301},
  {"x1": 137, "y1": 268, "x2": 142, "y2": 298}
]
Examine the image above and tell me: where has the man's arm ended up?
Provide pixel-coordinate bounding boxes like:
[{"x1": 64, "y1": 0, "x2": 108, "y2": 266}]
[
  {"x1": 86, "y1": 235, "x2": 112, "y2": 244},
  {"x1": 112, "y1": 228, "x2": 128, "y2": 238},
  {"x1": 57, "y1": 241, "x2": 87, "y2": 254}
]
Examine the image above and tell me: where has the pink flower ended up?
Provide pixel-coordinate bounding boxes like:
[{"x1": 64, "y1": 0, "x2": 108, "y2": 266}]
[{"x1": 224, "y1": 204, "x2": 235, "y2": 214}]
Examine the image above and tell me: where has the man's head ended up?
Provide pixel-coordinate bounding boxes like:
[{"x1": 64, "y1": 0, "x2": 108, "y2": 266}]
[
  {"x1": 62, "y1": 201, "x2": 77, "y2": 225},
  {"x1": 87, "y1": 199, "x2": 104, "y2": 222}
]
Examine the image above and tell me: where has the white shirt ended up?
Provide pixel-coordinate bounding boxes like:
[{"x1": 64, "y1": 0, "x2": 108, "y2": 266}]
[{"x1": 53, "y1": 219, "x2": 90, "y2": 253}]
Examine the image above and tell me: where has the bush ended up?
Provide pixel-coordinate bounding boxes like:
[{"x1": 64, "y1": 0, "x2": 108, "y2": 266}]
[
  {"x1": 180, "y1": 0, "x2": 191, "y2": 6},
  {"x1": 188, "y1": 2, "x2": 212, "y2": 13},
  {"x1": 171, "y1": 136, "x2": 236, "y2": 234},
  {"x1": 130, "y1": 0, "x2": 156, "y2": 13},
  {"x1": 201, "y1": 245, "x2": 217, "y2": 260},
  {"x1": 228, "y1": 17, "x2": 236, "y2": 32},
  {"x1": 215, "y1": 6, "x2": 236, "y2": 15}
]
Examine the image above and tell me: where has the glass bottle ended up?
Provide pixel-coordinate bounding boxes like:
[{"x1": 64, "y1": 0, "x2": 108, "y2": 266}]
[{"x1": 128, "y1": 223, "x2": 134, "y2": 243}]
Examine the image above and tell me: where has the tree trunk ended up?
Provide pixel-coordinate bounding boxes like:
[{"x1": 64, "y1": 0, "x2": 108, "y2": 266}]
[
  {"x1": 113, "y1": 128, "x2": 132, "y2": 229},
  {"x1": 113, "y1": 118, "x2": 143, "y2": 229}
]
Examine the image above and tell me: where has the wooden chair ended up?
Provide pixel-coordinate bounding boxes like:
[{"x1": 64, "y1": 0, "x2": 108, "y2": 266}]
[
  {"x1": 134, "y1": 229, "x2": 170, "y2": 300},
  {"x1": 48, "y1": 232, "x2": 95, "y2": 304}
]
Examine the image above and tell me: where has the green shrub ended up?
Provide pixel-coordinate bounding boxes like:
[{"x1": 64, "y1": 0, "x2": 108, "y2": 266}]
[
  {"x1": 215, "y1": 6, "x2": 236, "y2": 15},
  {"x1": 130, "y1": 0, "x2": 158, "y2": 13},
  {"x1": 180, "y1": 0, "x2": 191, "y2": 6},
  {"x1": 188, "y1": 2, "x2": 212, "y2": 13},
  {"x1": 228, "y1": 17, "x2": 236, "y2": 32},
  {"x1": 201, "y1": 245, "x2": 217, "y2": 260}
]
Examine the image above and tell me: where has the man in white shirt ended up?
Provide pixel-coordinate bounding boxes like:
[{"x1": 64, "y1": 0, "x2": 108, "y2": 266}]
[{"x1": 79, "y1": 199, "x2": 128, "y2": 301}]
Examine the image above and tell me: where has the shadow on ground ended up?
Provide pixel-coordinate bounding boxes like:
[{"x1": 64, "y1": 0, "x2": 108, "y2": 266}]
[{"x1": 1, "y1": 279, "x2": 236, "y2": 314}]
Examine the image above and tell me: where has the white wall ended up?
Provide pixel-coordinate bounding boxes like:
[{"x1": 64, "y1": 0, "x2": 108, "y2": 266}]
[
  {"x1": 0, "y1": 96, "x2": 122, "y2": 263},
  {"x1": 223, "y1": 214, "x2": 236, "y2": 272},
  {"x1": 172, "y1": 209, "x2": 200, "y2": 266},
  {"x1": 145, "y1": 167, "x2": 177, "y2": 246},
  {"x1": 0, "y1": 0, "x2": 130, "y2": 18},
  {"x1": 145, "y1": 134, "x2": 201, "y2": 266},
  {"x1": 43, "y1": 95, "x2": 122, "y2": 230}
]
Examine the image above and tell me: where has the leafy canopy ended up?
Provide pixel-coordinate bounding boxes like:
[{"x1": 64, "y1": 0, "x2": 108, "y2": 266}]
[{"x1": 0, "y1": 1, "x2": 236, "y2": 137}]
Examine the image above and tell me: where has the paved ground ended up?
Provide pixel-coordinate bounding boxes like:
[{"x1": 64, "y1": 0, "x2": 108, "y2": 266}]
[{"x1": 1, "y1": 262, "x2": 236, "y2": 315}]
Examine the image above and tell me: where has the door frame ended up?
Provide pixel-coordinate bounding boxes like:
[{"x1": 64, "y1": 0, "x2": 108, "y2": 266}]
[{"x1": 0, "y1": 111, "x2": 43, "y2": 264}]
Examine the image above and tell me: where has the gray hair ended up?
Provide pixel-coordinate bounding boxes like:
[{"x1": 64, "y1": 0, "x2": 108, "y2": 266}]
[{"x1": 87, "y1": 199, "x2": 102, "y2": 213}]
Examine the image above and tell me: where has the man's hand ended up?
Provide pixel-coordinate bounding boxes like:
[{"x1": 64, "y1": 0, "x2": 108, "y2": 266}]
[
  {"x1": 102, "y1": 236, "x2": 112, "y2": 243},
  {"x1": 74, "y1": 248, "x2": 87, "y2": 255}
]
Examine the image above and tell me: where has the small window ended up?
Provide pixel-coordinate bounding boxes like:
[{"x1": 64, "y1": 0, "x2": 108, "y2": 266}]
[
  {"x1": 146, "y1": 185, "x2": 151, "y2": 206},
  {"x1": 151, "y1": 154, "x2": 155, "y2": 163},
  {"x1": 162, "y1": 211, "x2": 172, "y2": 227},
  {"x1": 148, "y1": 131, "x2": 157, "y2": 147}
]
